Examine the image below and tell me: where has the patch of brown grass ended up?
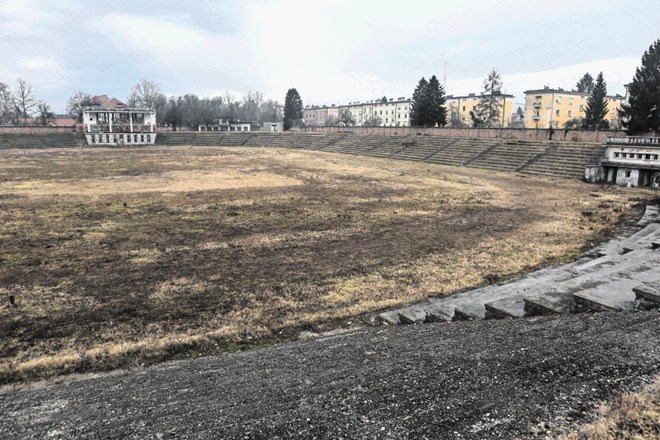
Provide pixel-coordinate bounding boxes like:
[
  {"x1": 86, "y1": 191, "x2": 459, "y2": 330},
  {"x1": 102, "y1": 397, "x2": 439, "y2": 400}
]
[{"x1": 556, "y1": 376, "x2": 660, "y2": 439}]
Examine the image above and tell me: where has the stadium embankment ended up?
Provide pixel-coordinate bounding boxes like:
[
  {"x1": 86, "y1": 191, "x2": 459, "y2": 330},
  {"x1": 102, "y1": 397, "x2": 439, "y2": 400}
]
[
  {"x1": 0, "y1": 131, "x2": 606, "y2": 180},
  {"x1": 157, "y1": 131, "x2": 605, "y2": 180}
]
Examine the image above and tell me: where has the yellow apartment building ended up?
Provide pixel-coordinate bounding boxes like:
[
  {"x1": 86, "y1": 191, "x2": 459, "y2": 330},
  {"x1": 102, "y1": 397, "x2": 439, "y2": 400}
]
[
  {"x1": 446, "y1": 93, "x2": 515, "y2": 128},
  {"x1": 524, "y1": 87, "x2": 624, "y2": 129}
]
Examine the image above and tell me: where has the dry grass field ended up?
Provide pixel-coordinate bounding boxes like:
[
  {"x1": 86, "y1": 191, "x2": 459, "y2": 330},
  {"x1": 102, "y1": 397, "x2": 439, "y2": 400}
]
[{"x1": 0, "y1": 145, "x2": 654, "y2": 384}]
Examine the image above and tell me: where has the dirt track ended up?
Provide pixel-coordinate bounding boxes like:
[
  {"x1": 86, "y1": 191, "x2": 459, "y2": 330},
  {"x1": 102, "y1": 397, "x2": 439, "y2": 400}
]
[{"x1": 0, "y1": 146, "x2": 653, "y2": 383}]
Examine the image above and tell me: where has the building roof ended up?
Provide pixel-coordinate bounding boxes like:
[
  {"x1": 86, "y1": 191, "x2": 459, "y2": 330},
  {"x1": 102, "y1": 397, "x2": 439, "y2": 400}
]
[
  {"x1": 48, "y1": 117, "x2": 76, "y2": 127},
  {"x1": 91, "y1": 95, "x2": 126, "y2": 108},
  {"x1": 446, "y1": 93, "x2": 514, "y2": 99},
  {"x1": 523, "y1": 88, "x2": 624, "y2": 99}
]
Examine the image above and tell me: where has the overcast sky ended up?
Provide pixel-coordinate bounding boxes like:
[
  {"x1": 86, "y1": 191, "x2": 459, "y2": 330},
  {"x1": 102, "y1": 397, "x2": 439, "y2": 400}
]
[{"x1": 1, "y1": 0, "x2": 658, "y2": 113}]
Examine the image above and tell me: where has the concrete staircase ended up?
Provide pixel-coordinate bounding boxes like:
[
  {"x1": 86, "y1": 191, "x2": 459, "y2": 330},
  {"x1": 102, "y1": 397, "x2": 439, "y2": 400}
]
[
  {"x1": 0, "y1": 133, "x2": 68, "y2": 149},
  {"x1": 157, "y1": 132, "x2": 196, "y2": 145},
  {"x1": 376, "y1": 205, "x2": 660, "y2": 325}
]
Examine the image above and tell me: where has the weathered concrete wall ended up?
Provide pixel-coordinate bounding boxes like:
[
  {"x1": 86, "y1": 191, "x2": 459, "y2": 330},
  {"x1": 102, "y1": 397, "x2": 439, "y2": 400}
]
[
  {"x1": 0, "y1": 126, "x2": 76, "y2": 134},
  {"x1": 616, "y1": 168, "x2": 640, "y2": 187},
  {"x1": 300, "y1": 126, "x2": 625, "y2": 143}
]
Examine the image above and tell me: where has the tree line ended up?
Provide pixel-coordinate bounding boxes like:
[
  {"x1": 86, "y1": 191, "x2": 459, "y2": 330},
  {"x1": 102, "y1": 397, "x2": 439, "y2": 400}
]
[
  {"x1": 65, "y1": 79, "x2": 283, "y2": 131},
  {"x1": 0, "y1": 78, "x2": 55, "y2": 126},
  {"x1": 3, "y1": 39, "x2": 659, "y2": 135}
]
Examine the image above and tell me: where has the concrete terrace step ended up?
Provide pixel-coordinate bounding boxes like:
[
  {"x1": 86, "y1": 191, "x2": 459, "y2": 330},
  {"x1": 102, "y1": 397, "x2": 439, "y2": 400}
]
[
  {"x1": 376, "y1": 204, "x2": 660, "y2": 325},
  {"x1": 572, "y1": 256, "x2": 660, "y2": 312},
  {"x1": 633, "y1": 280, "x2": 660, "y2": 308}
]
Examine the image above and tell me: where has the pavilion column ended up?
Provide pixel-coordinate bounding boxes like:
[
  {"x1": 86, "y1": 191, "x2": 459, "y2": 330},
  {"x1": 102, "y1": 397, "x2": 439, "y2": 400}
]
[
  {"x1": 108, "y1": 112, "x2": 113, "y2": 132},
  {"x1": 129, "y1": 112, "x2": 133, "y2": 133}
]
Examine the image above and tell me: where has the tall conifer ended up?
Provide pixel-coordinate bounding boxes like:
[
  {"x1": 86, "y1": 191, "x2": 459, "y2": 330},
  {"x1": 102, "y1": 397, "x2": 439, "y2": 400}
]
[
  {"x1": 584, "y1": 72, "x2": 608, "y2": 129},
  {"x1": 620, "y1": 39, "x2": 660, "y2": 135}
]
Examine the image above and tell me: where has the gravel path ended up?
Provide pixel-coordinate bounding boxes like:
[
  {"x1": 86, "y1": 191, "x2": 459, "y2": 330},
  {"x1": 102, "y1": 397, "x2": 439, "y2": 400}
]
[{"x1": 1, "y1": 311, "x2": 659, "y2": 439}]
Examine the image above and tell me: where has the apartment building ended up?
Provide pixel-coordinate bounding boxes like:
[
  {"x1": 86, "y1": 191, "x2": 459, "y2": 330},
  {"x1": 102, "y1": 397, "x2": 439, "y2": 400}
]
[
  {"x1": 303, "y1": 105, "x2": 340, "y2": 127},
  {"x1": 524, "y1": 87, "x2": 624, "y2": 129},
  {"x1": 302, "y1": 98, "x2": 412, "y2": 127},
  {"x1": 446, "y1": 93, "x2": 514, "y2": 127}
]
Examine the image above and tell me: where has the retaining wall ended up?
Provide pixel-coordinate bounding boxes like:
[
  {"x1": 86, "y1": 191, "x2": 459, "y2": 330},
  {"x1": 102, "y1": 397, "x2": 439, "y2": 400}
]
[{"x1": 300, "y1": 126, "x2": 625, "y2": 143}]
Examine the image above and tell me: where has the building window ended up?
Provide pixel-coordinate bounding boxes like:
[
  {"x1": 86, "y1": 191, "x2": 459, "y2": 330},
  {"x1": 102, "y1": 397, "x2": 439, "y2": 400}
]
[
  {"x1": 462, "y1": 106, "x2": 466, "y2": 111},
  {"x1": 568, "y1": 110, "x2": 572, "y2": 117},
  {"x1": 556, "y1": 110, "x2": 560, "y2": 116},
  {"x1": 569, "y1": 97, "x2": 573, "y2": 104},
  {"x1": 625, "y1": 171, "x2": 631, "y2": 177},
  {"x1": 614, "y1": 152, "x2": 620, "y2": 158}
]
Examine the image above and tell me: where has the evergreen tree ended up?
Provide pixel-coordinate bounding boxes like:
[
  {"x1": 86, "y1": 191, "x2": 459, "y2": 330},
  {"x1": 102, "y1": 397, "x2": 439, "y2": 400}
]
[
  {"x1": 620, "y1": 39, "x2": 660, "y2": 135},
  {"x1": 283, "y1": 88, "x2": 303, "y2": 131},
  {"x1": 584, "y1": 72, "x2": 609, "y2": 129},
  {"x1": 575, "y1": 73, "x2": 595, "y2": 94},
  {"x1": 426, "y1": 75, "x2": 447, "y2": 127},
  {"x1": 473, "y1": 69, "x2": 504, "y2": 127},
  {"x1": 410, "y1": 77, "x2": 428, "y2": 126}
]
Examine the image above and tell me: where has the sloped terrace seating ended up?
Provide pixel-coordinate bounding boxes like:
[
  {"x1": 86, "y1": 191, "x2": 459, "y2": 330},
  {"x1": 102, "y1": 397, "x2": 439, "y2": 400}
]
[{"x1": 520, "y1": 143, "x2": 605, "y2": 179}]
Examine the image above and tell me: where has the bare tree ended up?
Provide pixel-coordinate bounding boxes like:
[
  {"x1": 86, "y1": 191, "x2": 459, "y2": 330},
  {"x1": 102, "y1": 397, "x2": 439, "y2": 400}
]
[
  {"x1": 0, "y1": 82, "x2": 15, "y2": 124},
  {"x1": 128, "y1": 79, "x2": 160, "y2": 107},
  {"x1": 242, "y1": 91, "x2": 264, "y2": 123},
  {"x1": 66, "y1": 90, "x2": 95, "y2": 122},
  {"x1": 128, "y1": 79, "x2": 167, "y2": 124},
  {"x1": 37, "y1": 101, "x2": 55, "y2": 126},
  {"x1": 14, "y1": 77, "x2": 38, "y2": 125},
  {"x1": 259, "y1": 99, "x2": 282, "y2": 122},
  {"x1": 339, "y1": 109, "x2": 355, "y2": 126},
  {"x1": 324, "y1": 115, "x2": 338, "y2": 126},
  {"x1": 223, "y1": 91, "x2": 236, "y2": 118}
]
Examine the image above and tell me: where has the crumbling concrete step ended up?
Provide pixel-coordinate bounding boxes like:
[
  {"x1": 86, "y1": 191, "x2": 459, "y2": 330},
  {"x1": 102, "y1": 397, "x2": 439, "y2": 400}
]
[
  {"x1": 523, "y1": 290, "x2": 575, "y2": 316},
  {"x1": 633, "y1": 280, "x2": 660, "y2": 310},
  {"x1": 484, "y1": 297, "x2": 525, "y2": 319},
  {"x1": 425, "y1": 303, "x2": 454, "y2": 322},
  {"x1": 377, "y1": 310, "x2": 401, "y2": 325},
  {"x1": 573, "y1": 264, "x2": 660, "y2": 313},
  {"x1": 398, "y1": 305, "x2": 428, "y2": 324},
  {"x1": 637, "y1": 204, "x2": 659, "y2": 226},
  {"x1": 453, "y1": 303, "x2": 485, "y2": 321}
]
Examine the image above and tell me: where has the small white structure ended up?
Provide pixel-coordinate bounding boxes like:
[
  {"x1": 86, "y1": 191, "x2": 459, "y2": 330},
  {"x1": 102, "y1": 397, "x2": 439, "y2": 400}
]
[
  {"x1": 198, "y1": 118, "x2": 251, "y2": 132},
  {"x1": 83, "y1": 106, "x2": 157, "y2": 146},
  {"x1": 262, "y1": 121, "x2": 283, "y2": 132},
  {"x1": 601, "y1": 137, "x2": 660, "y2": 187}
]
